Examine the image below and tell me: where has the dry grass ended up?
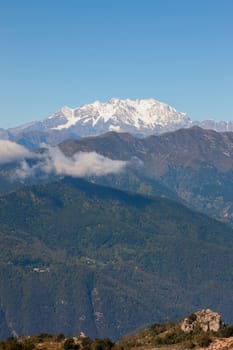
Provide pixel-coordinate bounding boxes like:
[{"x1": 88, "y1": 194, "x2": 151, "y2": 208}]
[{"x1": 34, "y1": 341, "x2": 64, "y2": 350}]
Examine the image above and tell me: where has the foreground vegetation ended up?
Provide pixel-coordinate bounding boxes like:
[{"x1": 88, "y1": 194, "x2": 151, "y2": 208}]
[
  {"x1": 119, "y1": 318, "x2": 233, "y2": 349},
  {"x1": 0, "y1": 334, "x2": 117, "y2": 350},
  {"x1": 1, "y1": 321, "x2": 233, "y2": 350}
]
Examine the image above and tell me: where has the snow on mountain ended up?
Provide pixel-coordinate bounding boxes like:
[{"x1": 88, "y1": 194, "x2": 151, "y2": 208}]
[
  {"x1": 2, "y1": 98, "x2": 233, "y2": 150},
  {"x1": 48, "y1": 98, "x2": 190, "y2": 135}
]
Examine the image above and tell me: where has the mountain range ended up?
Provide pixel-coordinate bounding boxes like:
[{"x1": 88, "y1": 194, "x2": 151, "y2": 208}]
[
  {"x1": 1, "y1": 98, "x2": 233, "y2": 149},
  {"x1": 58, "y1": 127, "x2": 233, "y2": 226},
  {"x1": 1, "y1": 126, "x2": 233, "y2": 226},
  {"x1": 1, "y1": 177, "x2": 233, "y2": 341},
  {"x1": 1, "y1": 98, "x2": 233, "y2": 341}
]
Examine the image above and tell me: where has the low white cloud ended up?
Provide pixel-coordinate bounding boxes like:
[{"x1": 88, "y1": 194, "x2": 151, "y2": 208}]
[
  {"x1": 15, "y1": 159, "x2": 36, "y2": 179},
  {"x1": 42, "y1": 147, "x2": 126, "y2": 177},
  {"x1": 14, "y1": 145, "x2": 127, "y2": 179},
  {"x1": 0, "y1": 140, "x2": 31, "y2": 164}
]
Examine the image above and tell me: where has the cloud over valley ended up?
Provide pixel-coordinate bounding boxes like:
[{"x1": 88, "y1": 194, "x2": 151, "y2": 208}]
[
  {"x1": 0, "y1": 140, "x2": 31, "y2": 164},
  {"x1": 0, "y1": 140, "x2": 126, "y2": 179}
]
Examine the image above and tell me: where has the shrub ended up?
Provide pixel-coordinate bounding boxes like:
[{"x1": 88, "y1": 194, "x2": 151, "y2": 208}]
[
  {"x1": 91, "y1": 339, "x2": 114, "y2": 350},
  {"x1": 187, "y1": 313, "x2": 197, "y2": 324},
  {"x1": 150, "y1": 323, "x2": 167, "y2": 335},
  {"x1": 153, "y1": 326, "x2": 189, "y2": 346},
  {"x1": 31, "y1": 334, "x2": 54, "y2": 343},
  {"x1": 4, "y1": 338, "x2": 22, "y2": 350},
  {"x1": 21, "y1": 340, "x2": 35, "y2": 350},
  {"x1": 63, "y1": 338, "x2": 80, "y2": 350},
  {"x1": 217, "y1": 325, "x2": 233, "y2": 338},
  {"x1": 181, "y1": 340, "x2": 195, "y2": 349},
  {"x1": 196, "y1": 333, "x2": 212, "y2": 348},
  {"x1": 81, "y1": 337, "x2": 92, "y2": 350},
  {"x1": 56, "y1": 334, "x2": 65, "y2": 342}
]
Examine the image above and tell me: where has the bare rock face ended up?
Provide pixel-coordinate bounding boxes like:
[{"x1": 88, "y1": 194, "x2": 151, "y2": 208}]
[{"x1": 180, "y1": 309, "x2": 225, "y2": 333}]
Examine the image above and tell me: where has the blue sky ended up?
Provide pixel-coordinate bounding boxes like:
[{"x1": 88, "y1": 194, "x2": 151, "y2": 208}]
[{"x1": 0, "y1": 0, "x2": 233, "y2": 128}]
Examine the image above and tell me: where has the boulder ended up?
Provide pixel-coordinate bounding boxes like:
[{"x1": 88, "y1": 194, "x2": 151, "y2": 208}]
[{"x1": 180, "y1": 309, "x2": 225, "y2": 333}]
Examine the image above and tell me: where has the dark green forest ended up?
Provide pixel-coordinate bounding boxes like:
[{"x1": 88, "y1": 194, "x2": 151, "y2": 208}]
[{"x1": 0, "y1": 177, "x2": 233, "y2": 339}]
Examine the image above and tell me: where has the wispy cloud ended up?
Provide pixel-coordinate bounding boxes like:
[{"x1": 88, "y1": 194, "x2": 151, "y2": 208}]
[
  {"x1": 13, "y1": 145, "x2": 127, "y2": 179},
  {"x1": 0, "y1": 140, "x2": 31, "y2": 164}
]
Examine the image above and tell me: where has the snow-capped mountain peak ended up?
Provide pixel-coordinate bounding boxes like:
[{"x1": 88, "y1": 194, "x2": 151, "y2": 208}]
[
  {"x1": 48, "y1": 98, "x2": 190, "y2": 135},
  {"x1": 4, "y1": 97, "x2": 233, "y2": 150}
]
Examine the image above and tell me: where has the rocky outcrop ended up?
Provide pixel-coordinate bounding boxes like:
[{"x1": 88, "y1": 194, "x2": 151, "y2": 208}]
[{"x1": 180, "y1": 309, "x2": 225, "y2": 333}]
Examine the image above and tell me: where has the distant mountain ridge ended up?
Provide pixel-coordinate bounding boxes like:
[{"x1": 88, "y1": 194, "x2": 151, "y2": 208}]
[
  {"x1": 2, "y1": 98, "x2": 233, "y2": 149},
  {"x1": 58, "y1": 127, "x2": 233, "y2": 226},
  {"x1": 1, "y1": 127, "x2": 233, "y2": 226}
]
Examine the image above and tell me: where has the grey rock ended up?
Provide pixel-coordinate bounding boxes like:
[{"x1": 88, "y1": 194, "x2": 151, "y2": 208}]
[{"x1": 180, "y1": 309, "x2": 225, "y2": 333}]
